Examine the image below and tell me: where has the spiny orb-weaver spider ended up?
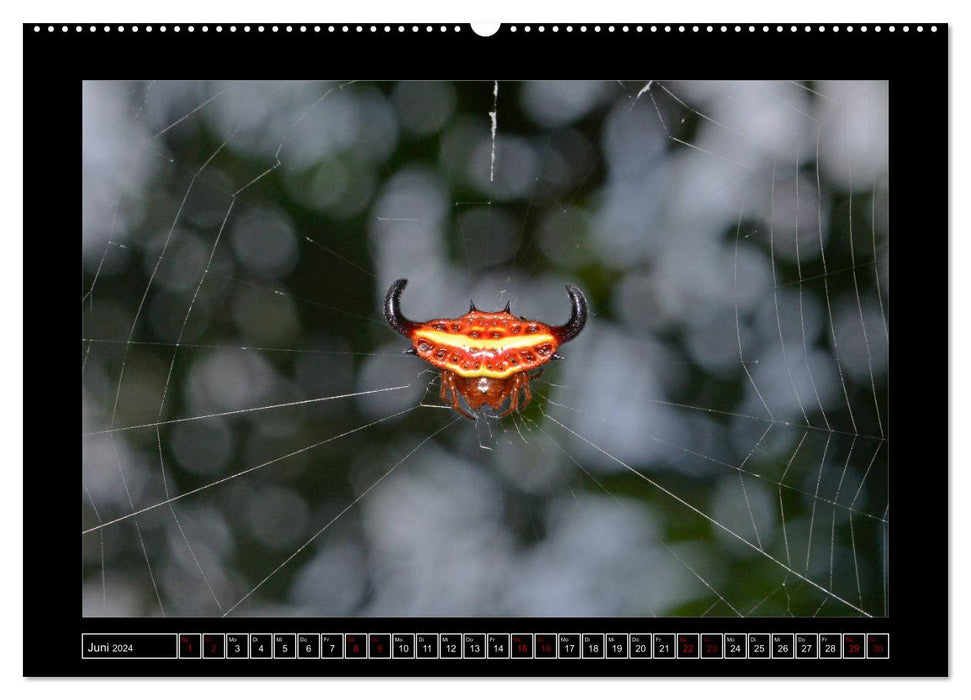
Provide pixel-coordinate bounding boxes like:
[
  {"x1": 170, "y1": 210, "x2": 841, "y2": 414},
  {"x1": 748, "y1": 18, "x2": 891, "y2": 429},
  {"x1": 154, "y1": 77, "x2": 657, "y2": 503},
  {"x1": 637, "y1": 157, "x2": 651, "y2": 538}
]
[{"x1": 384, "y1": 278, "x2": 587, "y2": 419}]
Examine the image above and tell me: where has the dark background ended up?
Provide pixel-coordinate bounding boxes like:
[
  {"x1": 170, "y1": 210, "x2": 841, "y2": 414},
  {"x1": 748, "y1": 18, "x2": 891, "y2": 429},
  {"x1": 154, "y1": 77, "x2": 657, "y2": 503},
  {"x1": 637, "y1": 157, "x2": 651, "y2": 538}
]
[{"x1": 22, "y1": 23, "x2": 947, "y2": 676}]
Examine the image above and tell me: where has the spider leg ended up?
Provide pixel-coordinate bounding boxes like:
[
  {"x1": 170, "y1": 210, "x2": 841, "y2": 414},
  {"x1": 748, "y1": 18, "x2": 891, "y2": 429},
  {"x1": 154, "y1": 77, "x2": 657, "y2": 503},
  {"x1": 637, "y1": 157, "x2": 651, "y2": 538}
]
[
  {"x1": 520, "y1": 373, "x2": 532, "y2": 411},
  {"x1": 452, "y1": 396, "x2": 476, "y2": 420},
  {"x1": 453, "y1": 399, "x2": 476, "y2": 420},
  {"x1": 441, "y1": 371, "x2": 476, "y2": 420},
  {"x1": 439, "y1": 371, "x2": 449, "y2": 400},
  {"x1": 500, "y1": 388, "x2": 518, "y2": 417},
  {"x1": 500, "y1": 373, "x2": 528, "y2": 417}
]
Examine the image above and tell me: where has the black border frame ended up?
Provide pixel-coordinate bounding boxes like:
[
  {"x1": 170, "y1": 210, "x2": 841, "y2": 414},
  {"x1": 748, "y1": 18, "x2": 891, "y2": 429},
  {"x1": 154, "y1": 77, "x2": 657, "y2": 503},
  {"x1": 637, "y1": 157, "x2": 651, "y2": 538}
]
[{"x1": 25, "y1": 22, "x2": 948, "y2": 677}]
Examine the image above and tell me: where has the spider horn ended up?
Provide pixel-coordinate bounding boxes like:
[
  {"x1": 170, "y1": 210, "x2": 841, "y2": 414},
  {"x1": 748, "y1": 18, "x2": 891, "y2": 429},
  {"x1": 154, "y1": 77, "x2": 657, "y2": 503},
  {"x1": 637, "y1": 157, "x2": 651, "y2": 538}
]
[
  {"x1": 469, "y1": 298, "x2": 478, "y2": 312},
  {"x1": 503, "y1": 300, "x2": 511, "y2": 313},
  {"x1": 384, "y1": 278, "x2": 420, "y2": 338},
  {"x1": 550, "y1": 284, "x2": 588, "y2": 344}
]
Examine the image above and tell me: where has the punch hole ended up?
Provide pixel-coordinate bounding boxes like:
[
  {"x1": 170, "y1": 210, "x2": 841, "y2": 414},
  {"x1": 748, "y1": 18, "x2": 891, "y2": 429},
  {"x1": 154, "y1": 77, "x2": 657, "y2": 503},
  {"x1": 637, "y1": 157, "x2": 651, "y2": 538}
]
[{"x1": 471, "y1": 23, "x2": 501, "y2": 37}]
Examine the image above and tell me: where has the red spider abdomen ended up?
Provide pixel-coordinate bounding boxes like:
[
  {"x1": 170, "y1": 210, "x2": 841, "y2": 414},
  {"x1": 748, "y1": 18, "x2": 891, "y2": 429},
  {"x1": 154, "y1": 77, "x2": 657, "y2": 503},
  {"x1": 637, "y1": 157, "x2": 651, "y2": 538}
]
[{"x1": 408, "y1": 310, "x2": 559, "y2": 378}]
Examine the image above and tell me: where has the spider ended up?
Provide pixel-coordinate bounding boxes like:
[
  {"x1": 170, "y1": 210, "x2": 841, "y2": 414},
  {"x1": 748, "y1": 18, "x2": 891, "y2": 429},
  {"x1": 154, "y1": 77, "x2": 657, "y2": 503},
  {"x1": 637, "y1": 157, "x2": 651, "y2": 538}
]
[{"x1": 384, "y1": 278, "x2": 587, "y2": 419}]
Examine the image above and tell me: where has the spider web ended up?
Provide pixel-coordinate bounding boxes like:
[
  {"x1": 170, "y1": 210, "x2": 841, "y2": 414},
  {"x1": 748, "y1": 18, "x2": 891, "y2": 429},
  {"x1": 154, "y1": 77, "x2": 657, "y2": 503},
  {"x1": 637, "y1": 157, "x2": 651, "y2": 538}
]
[{"x1": 81, "y1": 79, "x2": 888, "y2": 618}]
